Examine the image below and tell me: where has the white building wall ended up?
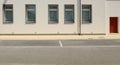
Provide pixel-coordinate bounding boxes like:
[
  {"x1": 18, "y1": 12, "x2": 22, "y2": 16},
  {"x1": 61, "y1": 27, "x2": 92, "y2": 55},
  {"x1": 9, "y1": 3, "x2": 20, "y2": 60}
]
[
  {"x1": 0, "y1": 0, "x2": 79, "y2": 34},
  {"x1": 0, "y1": 0, "x2": 120, "y2": 35},
  {"x1": 106, "y1": 0, "x2": 120, "y2": 34},
  {"x1": 81, "y1": 0, "x2": 106, "y2": 34}
]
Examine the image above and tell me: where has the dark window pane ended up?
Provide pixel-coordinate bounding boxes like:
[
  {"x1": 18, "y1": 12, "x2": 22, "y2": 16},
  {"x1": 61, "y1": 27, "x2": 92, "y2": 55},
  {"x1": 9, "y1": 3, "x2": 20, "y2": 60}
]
[
  {"x1": 82, "y1": 5, "x2": 91, "y2": 9},
  {"x1": 65, "y1": 11, "x2": 74, "y2": 22},
  {"x1": 27, "y1": 5, "x2": 35, "y2": 9},
  {"x1": 82, "y1": 11, "x2": 91, "y2": 23},
  {"x1": 49, "y1": 5, "x2": 57, "y2": 9},
  {"x1": 28, "y1": 11, "x2": 35, "y2": 21},
  {"x1": 4, "y1": 5, "x2": 13, "y2": 9},
  {"x1": 49, "y1": 11, "x2": 58, "y2": 21},
  {"x1": 5, "y1": 11, "x2": 13, "y2": 22}
]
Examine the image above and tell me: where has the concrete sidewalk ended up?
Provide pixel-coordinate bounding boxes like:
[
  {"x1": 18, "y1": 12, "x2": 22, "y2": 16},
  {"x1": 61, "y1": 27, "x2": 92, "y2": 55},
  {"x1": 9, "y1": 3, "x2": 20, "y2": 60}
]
[{"x1": 0, "y1": 34, "x2": 119, "y2": 40}]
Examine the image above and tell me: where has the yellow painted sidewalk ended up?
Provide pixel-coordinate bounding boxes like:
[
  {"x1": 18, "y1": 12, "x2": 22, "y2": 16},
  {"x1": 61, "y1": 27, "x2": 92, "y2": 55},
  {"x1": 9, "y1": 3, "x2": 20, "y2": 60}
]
[{"x1": 0, "y1": 34, "x2": 119, "y2": 40}]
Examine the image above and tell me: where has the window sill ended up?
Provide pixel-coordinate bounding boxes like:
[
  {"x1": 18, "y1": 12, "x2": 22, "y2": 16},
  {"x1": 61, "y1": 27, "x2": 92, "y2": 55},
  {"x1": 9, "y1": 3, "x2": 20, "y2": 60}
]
[
  {"x1": 82, "y1": 22, "x2": 92, "y2": 24},
  {"x1": 3, "y1": 22, "x2": 13, "y2": 24},
  {"x1": 48, "y1": 21, "x2": 58, "y2": 24},
  {"x1": 64, "y1": 21, "x2": 74, "y2": 24},
  {"x1": 25, "y1": 21, "x2": 36, "y2": 24}
]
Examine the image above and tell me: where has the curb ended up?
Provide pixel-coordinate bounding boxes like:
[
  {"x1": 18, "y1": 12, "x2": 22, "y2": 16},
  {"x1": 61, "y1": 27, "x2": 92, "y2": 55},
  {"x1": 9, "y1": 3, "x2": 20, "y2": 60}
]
[{"x1": 0, "y1": 35, "x2": 119, "y2": 40}]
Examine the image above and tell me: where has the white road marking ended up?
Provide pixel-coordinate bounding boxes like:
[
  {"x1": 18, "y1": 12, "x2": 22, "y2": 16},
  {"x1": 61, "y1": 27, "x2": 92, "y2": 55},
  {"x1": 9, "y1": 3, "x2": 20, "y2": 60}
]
[{"x1": 59, "y1": 40, "x2": 63, "y2": 48}]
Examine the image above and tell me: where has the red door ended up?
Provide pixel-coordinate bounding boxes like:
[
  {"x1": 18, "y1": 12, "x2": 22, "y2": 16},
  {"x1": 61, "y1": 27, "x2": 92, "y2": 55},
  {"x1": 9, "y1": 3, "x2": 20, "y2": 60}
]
[{"x1": 110, "y1": 17, "x2": 118, "y2": 33}]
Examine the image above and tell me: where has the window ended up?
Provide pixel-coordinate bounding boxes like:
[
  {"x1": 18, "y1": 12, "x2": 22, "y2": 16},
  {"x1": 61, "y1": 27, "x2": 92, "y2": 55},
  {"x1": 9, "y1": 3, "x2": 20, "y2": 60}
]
[
  {"x1": 48, "y1": 5, "x2": 58, "y2": 24},
  {"x1": 3, "y1": 4, "x2": 13, "y2": 24},
  {"x1": 64, "y1": 5, "x2": 74, "y2": 24},
  {"x1": 26, "y1": 5, "x2": 36, "y2": 24},
  {"x1": 82, "y1": 5, "x2": 92, "y2": 23}
]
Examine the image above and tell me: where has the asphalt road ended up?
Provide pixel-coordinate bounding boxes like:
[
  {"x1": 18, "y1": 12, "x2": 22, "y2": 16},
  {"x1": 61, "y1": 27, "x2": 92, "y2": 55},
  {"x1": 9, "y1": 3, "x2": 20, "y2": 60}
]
[{"x1": 0, "y1": 39, "x2": 120, "y2": 65}]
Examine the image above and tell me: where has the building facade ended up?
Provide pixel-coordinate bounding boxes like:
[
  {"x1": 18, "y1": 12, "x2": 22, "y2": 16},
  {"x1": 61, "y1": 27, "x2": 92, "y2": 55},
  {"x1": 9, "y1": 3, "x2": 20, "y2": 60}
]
[{"x1": 0, "y1": 0, "x2": 119, "y2": 34}]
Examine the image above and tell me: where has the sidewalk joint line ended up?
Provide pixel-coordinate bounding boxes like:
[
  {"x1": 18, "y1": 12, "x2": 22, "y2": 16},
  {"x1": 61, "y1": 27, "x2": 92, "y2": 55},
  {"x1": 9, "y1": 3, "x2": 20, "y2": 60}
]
[
  {"x1": 59, "y1": 40, "x2": 63, "y2": 48},
  {"x1": 64, "y1": 46, "x2": 120, "y2": 48}
]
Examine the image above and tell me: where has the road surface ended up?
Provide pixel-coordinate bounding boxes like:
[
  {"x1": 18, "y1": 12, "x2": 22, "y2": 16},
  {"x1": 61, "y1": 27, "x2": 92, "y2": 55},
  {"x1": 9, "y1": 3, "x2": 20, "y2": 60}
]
[{"x1": 0, "y1": 39, "x2": 120, "y2": 65}]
